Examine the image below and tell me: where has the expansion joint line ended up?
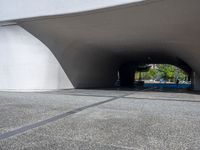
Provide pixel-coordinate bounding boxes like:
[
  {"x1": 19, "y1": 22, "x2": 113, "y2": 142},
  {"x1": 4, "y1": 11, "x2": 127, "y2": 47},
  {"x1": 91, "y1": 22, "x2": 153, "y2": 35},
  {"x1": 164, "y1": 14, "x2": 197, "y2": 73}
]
[{"x1": 0, "y1": 87, "x2": 153, "y2": 140}]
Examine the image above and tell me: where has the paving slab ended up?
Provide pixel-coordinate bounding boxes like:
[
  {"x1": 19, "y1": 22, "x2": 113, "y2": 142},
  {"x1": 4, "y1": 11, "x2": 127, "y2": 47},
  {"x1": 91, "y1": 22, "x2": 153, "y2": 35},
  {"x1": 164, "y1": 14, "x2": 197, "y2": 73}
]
[
  {"x1": 0, "y1": 89, "x2": 200, "y2": 149},
  {"x1": 42, "y1": 89, "x2": 133, "y2": 97},
  {"x1": 126, "y1": 91, "x2": 200, "y2": 102},
  {"x1": 0, "y1": 91, "x2": 110, "y2": 134}
]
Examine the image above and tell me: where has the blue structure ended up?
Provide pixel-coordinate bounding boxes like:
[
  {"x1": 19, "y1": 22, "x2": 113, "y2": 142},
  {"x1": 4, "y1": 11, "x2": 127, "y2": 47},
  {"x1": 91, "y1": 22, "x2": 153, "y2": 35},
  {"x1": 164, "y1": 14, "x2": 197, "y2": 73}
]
[{"x1": 144, "y1": 83, "x2": 192, "y2": 89}]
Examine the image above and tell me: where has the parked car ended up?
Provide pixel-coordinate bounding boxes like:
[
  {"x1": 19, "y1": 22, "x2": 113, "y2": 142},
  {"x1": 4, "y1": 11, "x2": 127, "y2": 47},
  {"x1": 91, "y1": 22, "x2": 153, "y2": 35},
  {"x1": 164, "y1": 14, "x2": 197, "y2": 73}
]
[{"x1": 160, "y1": 79, "x2": 166, "y2": 83}]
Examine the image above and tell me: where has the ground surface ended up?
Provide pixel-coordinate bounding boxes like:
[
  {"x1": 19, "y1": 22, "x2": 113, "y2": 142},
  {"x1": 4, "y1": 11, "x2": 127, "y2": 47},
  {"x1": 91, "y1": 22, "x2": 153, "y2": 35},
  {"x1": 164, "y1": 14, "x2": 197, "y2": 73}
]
[{"x1": 0, "y1": 88, "x2": 200, "y2": 150}]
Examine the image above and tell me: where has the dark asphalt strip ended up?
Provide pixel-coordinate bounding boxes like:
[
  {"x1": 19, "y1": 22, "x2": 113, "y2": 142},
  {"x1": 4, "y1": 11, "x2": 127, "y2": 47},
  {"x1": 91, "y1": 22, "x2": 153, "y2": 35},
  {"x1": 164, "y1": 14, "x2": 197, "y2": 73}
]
[
  {"x1": 0, "y1": 93, "x2": 130, "y2": 140},
  {"x1": 40, "y1": 87, "x2": 152, "y2": 97},
  {"x1": 42, "y1": 93, "x2": 118, "y2": 98}
]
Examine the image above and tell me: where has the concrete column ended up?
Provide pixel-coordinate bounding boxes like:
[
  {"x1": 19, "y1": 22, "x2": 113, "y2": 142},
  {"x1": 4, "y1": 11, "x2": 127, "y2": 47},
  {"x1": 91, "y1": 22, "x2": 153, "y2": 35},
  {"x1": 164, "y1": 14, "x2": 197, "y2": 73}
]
[
  {"x1": 192, "y1": 72, "x2": 200, "y2": 90},
  {"x1": 119, "y1": 64, "x2": 135, "y2": 87}
]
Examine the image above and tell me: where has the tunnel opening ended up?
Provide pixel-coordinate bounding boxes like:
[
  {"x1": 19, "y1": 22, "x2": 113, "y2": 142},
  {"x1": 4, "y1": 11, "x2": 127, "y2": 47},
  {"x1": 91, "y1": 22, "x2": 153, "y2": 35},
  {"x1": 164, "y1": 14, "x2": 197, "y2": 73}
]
[
  {"x1": 135, "y1": 64, "x2": 192, "y2": 89},
  {"x1": 116, "y1": 62, "x2": 192, "y2": 90}
]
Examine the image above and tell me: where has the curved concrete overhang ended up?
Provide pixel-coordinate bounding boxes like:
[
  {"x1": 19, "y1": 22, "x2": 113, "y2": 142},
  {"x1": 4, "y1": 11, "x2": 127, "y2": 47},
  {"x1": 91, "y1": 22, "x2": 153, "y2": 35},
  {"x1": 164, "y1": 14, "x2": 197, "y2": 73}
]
[
  {"x1": 0, "y1": 0, "x2": 145, "y2": 22},
  {"x1": 1, "y1": 0, "x2": 200, "y2": 90}
]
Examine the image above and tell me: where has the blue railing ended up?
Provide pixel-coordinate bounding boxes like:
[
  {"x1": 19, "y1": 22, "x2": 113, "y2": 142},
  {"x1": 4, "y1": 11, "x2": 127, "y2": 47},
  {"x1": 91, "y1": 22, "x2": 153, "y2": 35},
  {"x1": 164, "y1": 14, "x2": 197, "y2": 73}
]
[{"x1": 144, "y1": 83, "x2": 192, "y2": 89}]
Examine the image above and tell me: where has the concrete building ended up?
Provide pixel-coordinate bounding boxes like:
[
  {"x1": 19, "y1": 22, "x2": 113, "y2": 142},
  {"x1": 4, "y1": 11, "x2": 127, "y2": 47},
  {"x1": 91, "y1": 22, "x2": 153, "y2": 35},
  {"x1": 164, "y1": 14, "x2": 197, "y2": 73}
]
[{"x1": 0, "y1": 0, "x2": 200, "y2": 91}]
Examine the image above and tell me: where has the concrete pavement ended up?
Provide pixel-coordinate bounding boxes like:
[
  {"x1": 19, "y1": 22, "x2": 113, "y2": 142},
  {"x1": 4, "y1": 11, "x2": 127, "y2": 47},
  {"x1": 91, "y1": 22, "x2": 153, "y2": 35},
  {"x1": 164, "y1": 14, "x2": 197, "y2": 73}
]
[{"x1": 0, "y1": 89, "x2": 200, "y2": 149}]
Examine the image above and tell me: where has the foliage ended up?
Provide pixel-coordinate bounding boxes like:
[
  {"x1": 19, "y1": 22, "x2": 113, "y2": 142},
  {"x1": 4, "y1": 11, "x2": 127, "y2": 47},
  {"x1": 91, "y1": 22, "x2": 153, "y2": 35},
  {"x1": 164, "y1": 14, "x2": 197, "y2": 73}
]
[{"x1": 139, "y1": 64, "x2": 188, "y2": 82}]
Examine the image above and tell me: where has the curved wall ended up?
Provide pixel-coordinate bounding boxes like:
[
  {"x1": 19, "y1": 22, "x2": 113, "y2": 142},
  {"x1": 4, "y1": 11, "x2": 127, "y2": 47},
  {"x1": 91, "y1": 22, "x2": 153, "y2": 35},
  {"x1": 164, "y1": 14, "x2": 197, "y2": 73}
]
[
  {"x1": 0, "y1": 0, "x2": 143, "y2": 21},
  {"x1": 16, "y1": 0, "x2": 200, "y2": 90},
  {"x1": 0, "y1": 25, "x2": 73, "y2": 91},
  {"x1": 1, "y1": 0, "x2": 200, "y2": 90}
]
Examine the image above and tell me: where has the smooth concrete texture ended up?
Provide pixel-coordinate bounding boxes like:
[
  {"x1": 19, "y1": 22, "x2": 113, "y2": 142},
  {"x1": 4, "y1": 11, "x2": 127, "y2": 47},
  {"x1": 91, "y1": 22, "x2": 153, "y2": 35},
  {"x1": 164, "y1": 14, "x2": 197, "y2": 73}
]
[
  {"x1": 0, "y1": 0, "x2": 143, "y2": 21},
  {"x1": 0, "y1": 89, "x2": 200, "y2": 149},
  {"x1": 0, "y1": 25, "x2": 73, "y2": 90},
  {"x1": 1, "y1": 0, "x2": 200, "y2": 90},
  {"x1": 17, "y1": 0, "x2": 200, "y2": 89}
]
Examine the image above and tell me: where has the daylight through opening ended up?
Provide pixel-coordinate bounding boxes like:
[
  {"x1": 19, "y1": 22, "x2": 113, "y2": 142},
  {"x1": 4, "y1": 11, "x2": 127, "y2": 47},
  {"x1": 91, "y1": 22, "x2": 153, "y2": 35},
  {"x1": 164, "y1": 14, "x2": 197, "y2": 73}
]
[{"x1": 117, "y1": 64, "x2": 192, "y2": 89}]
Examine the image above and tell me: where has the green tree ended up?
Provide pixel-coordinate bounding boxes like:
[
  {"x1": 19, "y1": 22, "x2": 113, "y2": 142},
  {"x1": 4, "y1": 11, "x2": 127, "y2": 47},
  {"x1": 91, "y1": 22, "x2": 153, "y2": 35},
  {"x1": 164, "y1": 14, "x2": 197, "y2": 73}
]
[
  {"x1": 139, "y1": 64, "x2": 188, "y2": 82},
  {"x1": 157, "y1": 64, "x2": 175, "y2": 82},
  {"x1": 141, "y1": 69, "x2": 157, "y2": 80}
]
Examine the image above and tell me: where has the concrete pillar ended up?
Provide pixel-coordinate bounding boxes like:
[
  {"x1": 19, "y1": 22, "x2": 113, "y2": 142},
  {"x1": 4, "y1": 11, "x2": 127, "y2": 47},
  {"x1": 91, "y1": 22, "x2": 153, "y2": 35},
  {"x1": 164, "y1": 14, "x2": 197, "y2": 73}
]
[
  {"x1": 192, "y1": 72, "x2": 200, "y2": 90},
  {"x1": 119, "y1": 64, "x2": 135, "y2": 87}
]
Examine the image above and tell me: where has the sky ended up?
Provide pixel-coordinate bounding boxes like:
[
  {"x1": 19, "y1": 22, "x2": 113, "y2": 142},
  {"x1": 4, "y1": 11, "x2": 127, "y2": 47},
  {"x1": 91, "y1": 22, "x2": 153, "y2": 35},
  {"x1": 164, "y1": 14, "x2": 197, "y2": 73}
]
[{"x1": 0, "y1": 0, "x2": 144, "y2": 21}]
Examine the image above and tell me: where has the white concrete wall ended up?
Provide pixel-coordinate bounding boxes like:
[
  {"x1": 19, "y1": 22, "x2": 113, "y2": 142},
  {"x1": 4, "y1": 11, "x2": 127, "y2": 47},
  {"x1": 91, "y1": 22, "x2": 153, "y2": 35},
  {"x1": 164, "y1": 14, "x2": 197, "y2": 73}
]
[
  {"x1": 0, "y1": 0, "x2": 143, "y2": 21},
  {"x1": 0, "y1": 25, "x2": 73, "y2": 91}
]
